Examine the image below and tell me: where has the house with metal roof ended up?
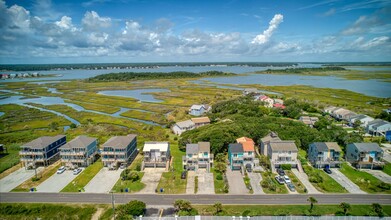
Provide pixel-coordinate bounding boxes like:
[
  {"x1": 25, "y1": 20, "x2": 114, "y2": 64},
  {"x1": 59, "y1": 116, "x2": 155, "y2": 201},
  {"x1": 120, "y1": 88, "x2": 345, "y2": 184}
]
[
  {"x1": 346, "y1": 143, "x2": 384, "y2": 169},
  {"x1": 143, "y1": 141, "x2": 170, "y2": 169},
  {"x1": 308, "y1": 142, "x2": 342, "y2": 168},
  {"x1": 20, "y1": 135, "x2": 66, "y2": 168},
  {"x1": 267, "y1": 140, "x2": 298, "y2": 168},
  {"x1": 349, "y1": 114, "x2": 374, "y2": 127},
  {"x1": 189, "y1": 104, "x2": 211, "y2": 116},
  {"x1": 172, "y1": 117, "x2": 211, "y2": 135},
  {"x1": 59, "y1": 135, "x2": 98, "y2": 168},
  {"x1": 366, "y1": 119, "x2": 391, "y2": 136},
  {"x1": 182, "y1": 142, "x2": 213, "y2": 172},
  {"x1": 101, "y1": 134, "x2": 137, "y2": 169}
]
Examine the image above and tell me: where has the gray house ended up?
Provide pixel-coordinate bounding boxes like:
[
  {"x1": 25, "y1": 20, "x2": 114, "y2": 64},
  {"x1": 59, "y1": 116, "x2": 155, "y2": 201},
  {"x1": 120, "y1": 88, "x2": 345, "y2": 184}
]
[
  {"x1": 101, "y1": 135, "x2": 138, "y2": 169},
  {"x1": 346, "y1": 143, "x2": 384, "y2": 169},
  {"x1": 308, "y1": 142, "x2": 342, "y2": 168},
  {"x1": 182, "y1": 142, "x2": 213, "y2": 172},
  {"x1": 366, "y1": 119, "x2": 391, "y2": 137},
  {"x1": 60, "y1": 135, "x2": 98, "y2": 168},
  {"x1": 260, "y1": 132, "x2": 281, "y2": 156}
]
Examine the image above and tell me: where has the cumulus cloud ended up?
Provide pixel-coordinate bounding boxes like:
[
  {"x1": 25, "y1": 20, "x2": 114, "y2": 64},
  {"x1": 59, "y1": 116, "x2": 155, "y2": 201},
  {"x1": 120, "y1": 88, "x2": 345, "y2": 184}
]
[
  {"x1": 82, "y1": 11, "x2": 111, "y2": 31},
  {"x1": 252, "y1": 14, "x2": 283, "y2": 44}
]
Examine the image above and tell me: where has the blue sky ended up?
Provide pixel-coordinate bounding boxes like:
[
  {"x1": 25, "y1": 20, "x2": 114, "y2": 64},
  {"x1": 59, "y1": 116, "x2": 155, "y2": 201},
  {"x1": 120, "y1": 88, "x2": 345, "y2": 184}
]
[{"x1": 0, "y1": 0, "x2": 390, "y2": 64}]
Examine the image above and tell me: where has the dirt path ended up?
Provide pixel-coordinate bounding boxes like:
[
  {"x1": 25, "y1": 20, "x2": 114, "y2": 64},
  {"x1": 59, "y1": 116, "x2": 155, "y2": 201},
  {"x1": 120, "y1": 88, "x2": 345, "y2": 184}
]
[{"x1": 91, "y1": 208, "x2": 104, "y2": 220}]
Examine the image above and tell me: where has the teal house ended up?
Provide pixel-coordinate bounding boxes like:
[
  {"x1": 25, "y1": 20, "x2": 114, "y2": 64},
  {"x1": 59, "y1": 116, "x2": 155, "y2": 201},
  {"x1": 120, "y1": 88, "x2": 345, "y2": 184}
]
[{"x1": 228, "y1": 143, "x2": 244, "y2": 171}]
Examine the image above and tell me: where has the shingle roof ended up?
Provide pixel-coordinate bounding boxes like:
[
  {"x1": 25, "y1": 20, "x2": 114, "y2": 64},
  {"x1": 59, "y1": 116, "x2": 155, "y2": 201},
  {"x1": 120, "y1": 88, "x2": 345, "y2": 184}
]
[
  {"x1": 311, "y1": 142, "x2": 341, "y2": 152},
  {"x1": 60, "y1": 135, "x2": 96, "y2": 149},
  {"x1": 350, "y1": 143, "x2": 383, "y2": 153},
  {"x1": 175, "y1": 120, "x2": 195, "y2": 128},
  {"x1": 22, "y1": 135, "x2": 66, "y2": 150},
  {"x1": 103, "y1": 135, "x2": 136, "y2": 149},
  {"x1": 229, "y1": 143, "x2": 243, "y2": 153},
  {"x1": 261, "y1": 132, "x2": 281, "y2": 143},
  {"x1": 269, "y1": 141, "x2": 298, "y2": 152},
  {"x1": 186, "y1": 144, "x2": 199, "y2": 154},
  {"x1": 190, "y1": 105, "x2": 205, "y2": 110},
  {"x1": 143, "y1": 141, "x2": 169, "y2": 152},
  {"x1": 198, "y1": 142, "x2": 210, "y2": 153},
  {"x1": 191, "y1": 117, "x2": 210, "y2": 124}
]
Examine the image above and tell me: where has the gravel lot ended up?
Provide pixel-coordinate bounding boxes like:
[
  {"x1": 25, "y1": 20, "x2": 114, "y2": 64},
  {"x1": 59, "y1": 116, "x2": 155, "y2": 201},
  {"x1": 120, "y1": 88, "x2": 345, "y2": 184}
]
[
  {"x1": 36, "y1": 170, "x2": 80, "y2": 192},
  {"x1": 84, "y1": 167, "x2": 122, "y2": 193},
  {"x1": 0, "y1": 167, "x2": 44, "y2": 192}
]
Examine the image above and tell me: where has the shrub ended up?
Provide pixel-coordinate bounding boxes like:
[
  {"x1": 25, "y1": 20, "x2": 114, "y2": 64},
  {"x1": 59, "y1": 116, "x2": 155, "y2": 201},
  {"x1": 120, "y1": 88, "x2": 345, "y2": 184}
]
[
  {"x1": 281, "y1": 164, "x2": 292, "y2": 170},
  {"x1": 117, "y1": 200, "x2": 146, "y2": 217},
  {"x1": 216, "y1": 173, "x2": 223, "y2": 180},
  {"x1": 378, "y1": 182, "x2": 391, "y2": 190}
]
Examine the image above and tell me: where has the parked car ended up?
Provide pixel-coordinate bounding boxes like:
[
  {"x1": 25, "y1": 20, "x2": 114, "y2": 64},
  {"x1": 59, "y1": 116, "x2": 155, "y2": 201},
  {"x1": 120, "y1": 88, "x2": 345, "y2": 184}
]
[
  {"x1": 277, "y1": 168, "x2": 285, "y2": 176},
  {"x1": 287, "y1": 183, "x2": 296, "y2": 192},
  {"x1": 283, "y1": 175, "x2": 291, "y2": 184},
  {"x1": 57, "y1": 166, "x2": 66, "y2": 174},
  {"x1": 119, "y1": 163, "x2": 127, "y2": 169},
  {"x1": 73, "y1": 168, "x2": 82, "y2": 175},
  {"x1": 245, "y1": 164, "x2": 252, "y2": 172},
  {"x1": 324, "y1": 167, "x2": 332, "y2": 174},
  {"x1": 181, "y1": 171, "x2": 187, "y2": 179},
  {"x1": 275, "y1": 176, "x2": 285, "y2": 185}
]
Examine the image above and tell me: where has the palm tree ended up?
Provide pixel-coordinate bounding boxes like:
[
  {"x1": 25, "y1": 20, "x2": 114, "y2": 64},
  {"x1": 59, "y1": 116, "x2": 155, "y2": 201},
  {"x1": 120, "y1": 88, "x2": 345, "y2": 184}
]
[
  {"x1": 213, "y1": 202, "x2": 223, "y2": 215},
  {"x1": 340, "y1": 202, "x2": 351, "y2": 215},
  {"x1": 307, "y1": 197, "x2": 318, "y2": 211}
]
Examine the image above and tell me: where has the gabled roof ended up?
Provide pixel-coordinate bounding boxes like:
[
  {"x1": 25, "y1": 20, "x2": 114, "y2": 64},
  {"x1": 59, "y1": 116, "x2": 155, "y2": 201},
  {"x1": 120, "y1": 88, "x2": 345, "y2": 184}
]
[
  {"x1": 60, "y1": 135, "x2": 96, "y2": 149},
  {"x1": 229, "y1": 143, "x2": 243, "y2": 153},
  {"x1": 311, "y1": 142, "x2": 341, "y2": 152},
  {"x1": 143, "y1": 141, "x2": 169, "y2": 152},
  {"x1": 190, "y1": 105, "x2": 206, "y2": 110},
  {"x1": 186, "y1": 144, "x2": 199, "y2": 154},
  {"x1": 103, "y1": 135, "x2": 136, "y2": 149},
  {"x1": 269, "y1": 141, "x2": 298, "y2": 152},
  {"x1": 349, "y1": 143, "x2": 383, "y2": 153},
  {"x1": 175, "y1": 120, "x2": 195, "y2": 129},
  {"x1": 261, "y1": 132, "x2": 281, "y2": 143},
  {"x1": 350, "y1": 114, "x2": 372, "y2": 121},
  {"x1": 191, "y1": 117, "x2": 210, "y2": 124},
  {"x1": 198, "y1": 142, "x2": 210, "y2": 153},
  {"x1": 22, "y1": 135, "x2": 66, "y2": 149},
  {"x1": 236, "y1": 137, "x2": 255, "y2": 152}
]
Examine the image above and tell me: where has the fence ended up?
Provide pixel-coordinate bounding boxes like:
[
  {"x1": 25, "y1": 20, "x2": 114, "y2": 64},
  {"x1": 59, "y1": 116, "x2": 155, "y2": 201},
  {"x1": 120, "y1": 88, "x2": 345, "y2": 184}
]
[{"x1": 136, "y1": 216, "x2": 390, "y2": 220}]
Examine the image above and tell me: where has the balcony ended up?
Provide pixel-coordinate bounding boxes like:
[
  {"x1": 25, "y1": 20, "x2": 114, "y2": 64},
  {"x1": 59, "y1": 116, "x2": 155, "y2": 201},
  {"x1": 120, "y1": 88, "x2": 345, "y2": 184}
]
[
  {"x1": 19, "y1": 151, "x2": 44, "y2": 156},
  {"x1": 101, "y1": 151, "x2": 126, "y2": 156},
  {"x1": 273, "y1": 160, "x2": 297, "y2": 165},
  {"x1": 60, "y1": 151, "x2": 85, "y2": 156}
]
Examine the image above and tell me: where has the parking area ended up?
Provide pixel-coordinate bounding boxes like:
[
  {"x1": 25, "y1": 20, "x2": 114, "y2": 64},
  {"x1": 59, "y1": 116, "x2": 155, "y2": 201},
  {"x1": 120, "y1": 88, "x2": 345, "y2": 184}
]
[
  {"x1": 248, "y1": 172, "x2": 264, "y2": 194},
  {"x1": 196, "y1": 170, "x2": 215, "y2": 194},
  {"x1": 226, "y1": 168, "x2": 247, "y2": 194},
  {"x1": 36, "y1": 170, "x2": 80, "y2": 192},
  {"x1": 329, "y1": 168, "x2": 366, "y2": 194},
  {"x1": 84, "y1": 167, "x2": 122, "y2": 193},
  {"x1": 364, "y1": 170, "x2": 391, "y2": 184},
  {"x1": 137, "y1": 168, "x2": 165, "y2": 194},
  {"x1": 291, "y1": 169, "x2": 321, "y2": 194},
  {"x1": 0, "y1": 167, "x2": 44, "y2": 192},
  {"x1": 186, "y1": 171, "x2": 195, "y2": 194}
]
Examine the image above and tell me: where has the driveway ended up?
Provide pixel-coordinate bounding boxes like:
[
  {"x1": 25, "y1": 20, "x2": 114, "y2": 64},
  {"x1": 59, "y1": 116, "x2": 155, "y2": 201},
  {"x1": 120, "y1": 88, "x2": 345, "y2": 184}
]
[
  {"x1": 84, "y1": 167, "x2": 122, "y2": 193},
  {"x1": 329, "y1": 168, "x2": 366, "y2": 194},
  {"x1": 137, "y1": 168, "x2": 165, "y2": 194},
  {"x1": 36, "y1": 170, "x2": 80, "y2": 192},
  {"x1": 197, "y1": 170, "x2": 214, "y2": 194},
  {"x1": 248, "y1": 172, "x2": 264, "y2": 194},
  {"x1": 226, "y1": 168, "x2": 247, "y2": 194},
  {"x1": 186, "y1": 171, "x2": 195, "y2": 194},
  {"x1": 291, "y1": 169, "x2": 321, "y2": 194},
  {"x1": 364, "y1": 170, "x2": 391, "y2": 184},
  {"x1": 0, "y1": 167, "x2": 44, "y2": 192},
  {"x1": 382, "y1": 144, "x2": 391, "y2": 163}
]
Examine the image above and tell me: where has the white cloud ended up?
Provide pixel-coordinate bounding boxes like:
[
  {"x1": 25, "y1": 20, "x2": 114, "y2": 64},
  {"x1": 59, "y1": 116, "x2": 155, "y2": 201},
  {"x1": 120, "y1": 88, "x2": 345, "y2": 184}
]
[
  {"x1": 55, "y1": 16, "x2": 74, "y2": 30},
  {"x1": 252, "y1": 14, "x2": 283, "y2": 44},
  {"x1": 82, "y1": 11, "x2": 111, "y2": 31}
]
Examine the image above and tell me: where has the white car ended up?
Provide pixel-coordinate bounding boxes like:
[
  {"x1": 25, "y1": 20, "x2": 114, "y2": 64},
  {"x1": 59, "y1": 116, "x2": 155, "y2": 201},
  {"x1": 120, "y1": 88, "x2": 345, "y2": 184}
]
[
  {"x1": 284, "y1": 175, "x2": 291, "y2": 184},
  {"x1": 57, "y1": 166, "x2": 66, "y2": 174},
  {"x1": 73, "y1": 168, "x2": 82, "y2": 175}
]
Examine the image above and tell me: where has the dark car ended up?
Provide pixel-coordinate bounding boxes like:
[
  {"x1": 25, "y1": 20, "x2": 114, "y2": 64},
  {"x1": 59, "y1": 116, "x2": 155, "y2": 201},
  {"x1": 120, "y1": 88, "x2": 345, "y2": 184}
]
[
  {"x1": 181, "y1": 171, "x2": 187, "y2": 179},
  {"x1": 324, "y1": 167, "x2": 332, "y2": 174},
  {"x1": 287, "y1": 183, "x2": 296, "y2": 192},
  {"x1": 275, "y1": 176, "x2": 285, "y2": 185},
  {"x1": 277, "y1": 168, "x2": 285, "y2": 176}
]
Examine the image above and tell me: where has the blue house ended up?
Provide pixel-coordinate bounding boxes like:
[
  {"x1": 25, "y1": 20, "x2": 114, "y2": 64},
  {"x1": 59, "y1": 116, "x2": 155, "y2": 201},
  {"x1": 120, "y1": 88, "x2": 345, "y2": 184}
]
[
  {"x1": 228, "y1": 143, "x2": 244, "y2": 171},
  {"x1": 60, "y1": 135, "x2": 98, "y2": 168},
  {"x1": 20, "y1": 135, "x2": 67, "y2": 168},
  {"x1": 346, "y1": 143, "x2": 384, "y2": 169},
  {"x1": 189, "y1": 104, "x2": 210, "y2": 116}
]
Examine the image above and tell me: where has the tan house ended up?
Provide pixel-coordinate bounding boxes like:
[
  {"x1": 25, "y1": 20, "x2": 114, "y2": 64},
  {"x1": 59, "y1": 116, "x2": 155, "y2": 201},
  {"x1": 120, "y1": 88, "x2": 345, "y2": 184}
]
[
  {"x1": 59, "y1": 135, "x2": 98, "y2": 168},
  {"x1": 101, "y1": 134, "x2": 137, "y2": 169},
  {"x1": 308, "y1": 142, "x2": 342, "y2": 168},
  {"x1": 191, "y1": 117, "x2": 211, "y2": 128},
  {"x1": 183, "y1": 142, "x2": 213, "y2": 172}
]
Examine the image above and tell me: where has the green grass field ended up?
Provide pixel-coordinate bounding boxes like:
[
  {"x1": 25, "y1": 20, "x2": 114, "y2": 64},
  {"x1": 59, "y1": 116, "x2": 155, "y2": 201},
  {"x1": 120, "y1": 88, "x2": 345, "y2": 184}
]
[{"x1": 111, "y1": 172, "x2": 145, "y2": 193}]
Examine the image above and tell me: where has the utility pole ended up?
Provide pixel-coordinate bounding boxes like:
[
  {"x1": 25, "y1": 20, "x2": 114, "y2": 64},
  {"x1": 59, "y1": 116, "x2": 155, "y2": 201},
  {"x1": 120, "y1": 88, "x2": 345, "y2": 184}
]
[{"x1": 111, "y1": 191, "x2": 115, "y2": 220}]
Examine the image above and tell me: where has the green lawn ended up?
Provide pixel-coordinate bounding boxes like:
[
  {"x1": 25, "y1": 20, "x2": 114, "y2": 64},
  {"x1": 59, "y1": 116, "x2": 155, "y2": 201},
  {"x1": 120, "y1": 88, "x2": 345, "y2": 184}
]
[
  {"x1": 61, "y1": 159, "x2": 103, "y2": 192},
  {"x1": 286, "y1": 170, "x2": 306, "y2": 193},
  {"x1": 156, "y1": 142, "x2": 186, "y2": 194},
  {"x1": 212, "y1": 169, "x2": 228, "y2": 194},
  {"x1": 0, "y1": 203, "x2": 96, "y2": 220},
  {"x1": 339, "y1": 163, "x2": 391, "y2": 194},
  {"x1": 303, "y1": 165, "x2": 347, "y2": 193},
  {"x1": 195, "y1": 204, "x2": 391, "y2": 216},
  {"x1": 0, "y1": 143, "x2": 21, "y2": 174},
  {"x1": 383, "y1": 162, "x2": 391, "y2": 176},
  {"x1": 111, "y1": 172, "x2": 145, "y2": 193},
  {"x1": 261, "y1": 172, "x2": 288, "y2": 194}
]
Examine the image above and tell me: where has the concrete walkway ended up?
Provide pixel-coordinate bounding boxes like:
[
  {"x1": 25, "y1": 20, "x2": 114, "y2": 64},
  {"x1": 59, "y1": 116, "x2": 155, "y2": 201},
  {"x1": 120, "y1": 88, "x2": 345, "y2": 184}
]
[
  {"x1": 248, "y1": 172, "x2": 264, "y2": 194},
  {"x1": 291, "y1": 169, "x2": 321, "y2": 194},
  {"x1": 186, "y1": 171, "x2": 195, "y2": 194},
  {"x1": 330, "y1": 168, "x2": 366, "y2": 194},
  {"x1": 364, "y1": 170, "x2": 391, "y2": 184},
  {"x1": 226, "y1": 168, "x2": 247, "y2": 194},
  {"x1": 84, "y1": 167, "x2": 121, "y2": 193},
  {"x1": 36, "y1": 170, "x2": 80, "y2": 192},
  {"x1": 0, "y1": 167, "x2": 44, "y2": 192}
]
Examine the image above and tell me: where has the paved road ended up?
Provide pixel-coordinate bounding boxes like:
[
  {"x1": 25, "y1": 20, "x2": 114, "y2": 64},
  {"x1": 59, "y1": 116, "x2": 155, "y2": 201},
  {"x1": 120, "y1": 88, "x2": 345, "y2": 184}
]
[
  {"x1": 186, "y1": 171, "x2": 195, "y2": 194},
  {"x1": 1, "y1": 193, "x2": 390, "y2": 205},
  {"x1": 330, "y1": 168, "x2": 366, "y2": 194},
  {"x1": 84, "y1": 167, "x2": 122, "y2": 193},
  {"x1": 0, "y1": 167, "x2": 44, "y2": 192},
  {"x1": 36, "y1": 170, "x2": 80, "y2": 192},
  {"x1": 291, "y1": 169, "x2": 321, "y2": 194},
  {"x1": 197, "y1": 171, "x2": 214, "y2": 194},
  {"x1": 226, "y1": 168, "x2": 248, "y2": 194},
  {"x1": 248, "y1": 172, "x2": 264, "y2": 194},
  {"x1": 364, "y1": 170, "x2": 391, "y2": 184}
]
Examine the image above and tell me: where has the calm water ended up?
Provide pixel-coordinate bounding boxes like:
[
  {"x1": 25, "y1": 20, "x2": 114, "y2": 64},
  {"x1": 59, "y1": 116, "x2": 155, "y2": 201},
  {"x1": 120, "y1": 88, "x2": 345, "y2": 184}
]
[
  {"x1": 200, "y1": 74, "x2": 391, "y2": 98},
  {"x1": 98, "y1": 89, "x2": 170, "y2": 102}
]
